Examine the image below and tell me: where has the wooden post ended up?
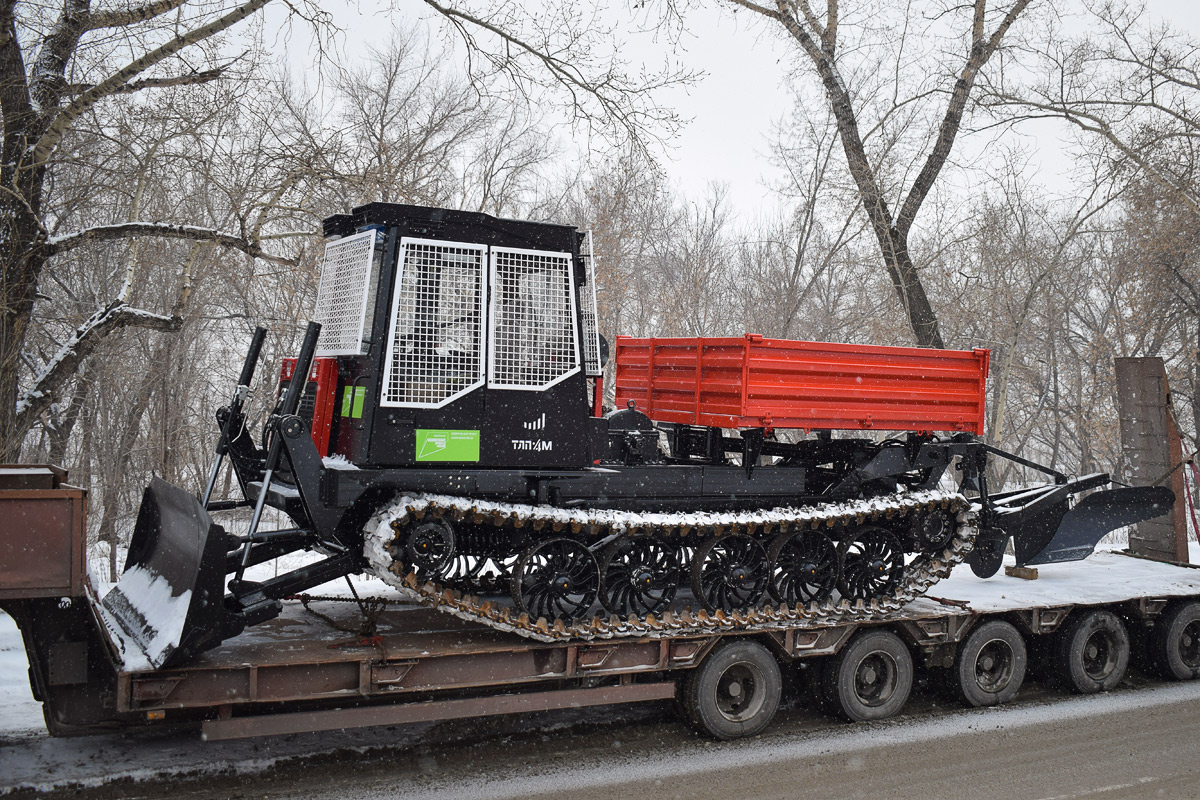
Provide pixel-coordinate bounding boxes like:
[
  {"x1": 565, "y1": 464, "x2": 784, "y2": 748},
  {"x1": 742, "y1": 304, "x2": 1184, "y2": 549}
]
[{"x1": 1115, "y1": 357, "x2": 1189, "y2": 563}]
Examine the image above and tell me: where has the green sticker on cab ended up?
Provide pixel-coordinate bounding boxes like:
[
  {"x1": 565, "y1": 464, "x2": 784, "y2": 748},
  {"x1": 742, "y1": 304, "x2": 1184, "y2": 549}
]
[
  {"x1": 341, "y1": 386, "x2": 366, "y2": 418},
  {"x1": 416, "y1": 429, "x2": 480, "y2": 462}
]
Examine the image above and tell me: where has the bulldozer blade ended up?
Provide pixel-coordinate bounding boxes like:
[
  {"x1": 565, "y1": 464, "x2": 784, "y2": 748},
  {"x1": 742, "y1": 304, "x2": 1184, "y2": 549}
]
[
  {"x1": 1018, "y1": 486, "x2": 1175, "y2": 567},
  {"x1": 99, "y1": 477, "x2": 229, "y2": 670}
]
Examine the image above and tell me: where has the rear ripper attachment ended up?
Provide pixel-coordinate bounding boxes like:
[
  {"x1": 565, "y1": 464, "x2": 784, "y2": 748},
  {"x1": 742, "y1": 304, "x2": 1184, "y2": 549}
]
[{"x1": 101, "y1": 203, "x2": 1175, "y2": 668}]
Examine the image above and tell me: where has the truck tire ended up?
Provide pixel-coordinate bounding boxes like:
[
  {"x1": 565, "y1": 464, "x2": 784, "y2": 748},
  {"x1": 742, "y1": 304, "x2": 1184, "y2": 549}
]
[
  {"x1": 681, "y1": 640, "x2": 781, "y2": 740},
  {"x1": 1148, "y1": 600, "x2": 1200, "y2": 680},
  {"x1": 823, "y1": 629, "x2": 913, "y2": 722},
  {"x1": 954, "y1": 619, "x2": 1027, "y2": 707},
  {"x1": 1054, "y1": 609, "x2": 1129, "y2": 693}
]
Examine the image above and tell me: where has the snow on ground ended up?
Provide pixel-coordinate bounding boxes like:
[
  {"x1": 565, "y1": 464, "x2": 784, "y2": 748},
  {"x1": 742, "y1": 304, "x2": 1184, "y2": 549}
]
[{"x1": 0, "y1": 613, "x2": 44, "y2": 740}]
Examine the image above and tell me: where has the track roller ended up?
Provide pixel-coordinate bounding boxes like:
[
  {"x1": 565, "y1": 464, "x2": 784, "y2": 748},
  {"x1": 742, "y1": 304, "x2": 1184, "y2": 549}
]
[
  {"x1": 1053, "y1": 609, "x2": 1129, "y2": 693},
  {"x1": 767, "y1": 530, "x2": 838, "y2": 605},
  {"x1": 680, "y1": 640, "x2": 781, "y2": 740},
  {"x1": 822, "y1": 629, "x2": 913, "y2": 722},
  {"x1": 598, "y1": 537, "x2": 679, "y2": 616},
  {"x1": 838, "y1": 527, "x2": 903, "y2": 601},
  {"x1": 690, "y1": 535, "x2": 768, "y2": 612},
  {"x1": 953, "y1": 619, "x2": 1027, "y2": 707},
  {"x1": 510, "y1": 538, "x2": 598, "y2": 619}
]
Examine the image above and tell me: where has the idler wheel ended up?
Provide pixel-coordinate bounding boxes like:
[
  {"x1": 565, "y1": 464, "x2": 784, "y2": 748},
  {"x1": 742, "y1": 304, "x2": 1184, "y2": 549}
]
[
  {"x1": 767, "y1": 529, "x2": 839, "y2": 605},
  {"x1": 399, "y1": 518, "x2": 456, "y2": 577},
  {"x1": 598, "y1": 537, "x2": 680, "y2": 616},
  {"x1": 510, "y1": 537, "x2": 599, "y2": 620},
  {"x1": 837, "y1": 526, "x2": 903, "y2": 602},
  {"x1": 690, "y1": 534, "x2": 768, "y2": 612},
  {"x1": 914, "y1": 510, "x2": 954, "y2": 552}
]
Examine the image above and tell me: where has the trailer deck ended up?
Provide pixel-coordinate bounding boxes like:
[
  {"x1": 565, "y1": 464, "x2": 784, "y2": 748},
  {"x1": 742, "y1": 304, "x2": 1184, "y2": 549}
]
[
  {"x1": 5, "y1": 465, "x2": 1198, "y2": 742},
  {"x1": 88, "y1": 550, "x2": 1200, "y2": 741}
]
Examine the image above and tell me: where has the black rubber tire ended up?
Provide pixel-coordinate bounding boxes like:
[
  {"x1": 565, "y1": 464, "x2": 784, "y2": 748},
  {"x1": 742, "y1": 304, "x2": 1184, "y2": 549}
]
[
  {"x1": 953, "y1": 620, "x2": 1027, "y2": 707},
  {"x1": 1148, "y1": 600, "x2": 1200, "y2": 680},
  {"x1": 680, "y1": 640, "x2": 782, "y2": 740},
  {"x1": 823, "y1": 629, "x2": 913, "y2": 722},
  {"x1": 1054, "y1": 609, "x2": 1130, "y2": 693}
]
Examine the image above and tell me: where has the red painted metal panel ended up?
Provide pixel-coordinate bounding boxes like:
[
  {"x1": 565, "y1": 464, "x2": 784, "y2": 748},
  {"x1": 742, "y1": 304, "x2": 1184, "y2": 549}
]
[
  {"x1": 280, "y1": 357, "x2": 339, "y2": 456},
  {"x1": 614, "y1": 335, "x2": 990, "y2": 434}
]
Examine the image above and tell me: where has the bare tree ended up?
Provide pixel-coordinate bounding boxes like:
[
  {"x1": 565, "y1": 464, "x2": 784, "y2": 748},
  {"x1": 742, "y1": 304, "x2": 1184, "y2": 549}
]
[
  {"x1": 725, "y1": 0, "x2": 1033, "y2": 348},
  {"x1": 0, "y1": 0, "x2": 335, "y2": 461}
]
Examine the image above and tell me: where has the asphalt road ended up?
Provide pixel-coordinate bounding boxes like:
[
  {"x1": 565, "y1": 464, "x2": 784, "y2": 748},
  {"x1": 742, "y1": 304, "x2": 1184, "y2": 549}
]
[{"x1": 291, "y1": 680, "x2": 1200, "y2": 800}]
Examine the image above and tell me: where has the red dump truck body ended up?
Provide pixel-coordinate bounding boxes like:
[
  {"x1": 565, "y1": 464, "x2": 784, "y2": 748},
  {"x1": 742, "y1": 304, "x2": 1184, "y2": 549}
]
[{"x1": 614, "y1": 334, "x2": 991, "y2": 433}]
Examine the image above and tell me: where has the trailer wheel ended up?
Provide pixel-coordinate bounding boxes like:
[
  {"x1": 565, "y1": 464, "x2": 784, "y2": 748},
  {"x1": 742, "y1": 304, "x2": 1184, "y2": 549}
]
[
  {"x1": 1054, "y1": 609, "x2": 1129, "y2": 693},
  {"x1": 823, "y1": 629, "x2": 913, "y2": 722},
  {"x1": 954, "y1": 620, "x2": 1027, "y2": 707},
  {"x1": 1148, "y1": 601, "x2": 1200, "y2": 680},
  {"x1": 681, "y1": 640, "x2": 781, "y2": 740}
]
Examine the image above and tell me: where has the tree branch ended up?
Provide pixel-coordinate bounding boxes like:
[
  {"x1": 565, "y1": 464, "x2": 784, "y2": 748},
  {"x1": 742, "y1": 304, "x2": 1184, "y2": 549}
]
[
  {"x1": 46, "y1": 221, "x2": 300, "y2": 266},
  {"x1": 87, "y1": 0, "x2": 187, "y2": 30},
  {"x1": 64, "y1": 67, "x2": 227, "y2": 96},
  {"x1": 14, "y1": 300, "x2": 180, "y2": 431},
  {"x1": 0, "y1": 1, "x2": 33, "y2": 133},
  {"x1": 31, "y1": 0, "x2": 273, "y2": 165},
  {"x1": 29, "y1": 0, "x2": 90, "y2": 113},
  {"x1": 895, "y1": 0, "x2": 1032, "y2": 237}
]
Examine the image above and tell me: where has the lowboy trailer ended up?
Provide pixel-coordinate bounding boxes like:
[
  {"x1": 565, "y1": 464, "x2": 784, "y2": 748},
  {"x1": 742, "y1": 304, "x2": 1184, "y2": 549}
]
[{"x1": 2, "y1": 464, "x2": 1199, "y2": 742}]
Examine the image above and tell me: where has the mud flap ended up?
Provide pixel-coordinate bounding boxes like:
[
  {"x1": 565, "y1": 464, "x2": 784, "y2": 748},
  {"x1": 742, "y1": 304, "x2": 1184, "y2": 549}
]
[
  {"x1": 1018, "y1": 486, "x2": 1175, "y2": 567},
  {"x1": 98, "y1": 478, "x2": 228, "y2": 670}
]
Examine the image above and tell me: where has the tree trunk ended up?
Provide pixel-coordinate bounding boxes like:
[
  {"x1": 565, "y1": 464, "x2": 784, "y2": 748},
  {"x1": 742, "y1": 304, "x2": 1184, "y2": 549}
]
[
  {"x1": 869, "y1": 222, "x2": 945, "y2": 349},
  {"x1": 0, "y1": 182, "x2": 49, "y2": 462}
]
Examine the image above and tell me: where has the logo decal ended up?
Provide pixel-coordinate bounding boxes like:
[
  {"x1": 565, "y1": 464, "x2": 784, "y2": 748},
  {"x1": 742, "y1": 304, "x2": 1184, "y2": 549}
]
[
  {"x1": 415, "y1": 429, "x2": 480, "y2": 462},
  {"x1": 523, "y1": 413, "x2": 547, "y2": 431},
  {"x1": 512, "y1": 438, "x2": 553, "y2": 452}
]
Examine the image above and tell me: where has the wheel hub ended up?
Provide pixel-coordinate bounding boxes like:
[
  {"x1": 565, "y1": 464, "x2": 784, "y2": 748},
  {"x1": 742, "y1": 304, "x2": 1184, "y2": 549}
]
[
  {"x1": 715, "y1": 663, "x2": 764, "y2": 722},
  {"x1": 974, "y1": 638, "x2": 1015, "y2": 692},
  {"x1": 854, "y1": 652, "x2": 897, "y2": 706},
  {"x1": 1181, "y1": 621, "x2": 1200, "y2": 666},
  {"x1": 1082, "y1": 631, "x2": 1116, "y2": 679}
]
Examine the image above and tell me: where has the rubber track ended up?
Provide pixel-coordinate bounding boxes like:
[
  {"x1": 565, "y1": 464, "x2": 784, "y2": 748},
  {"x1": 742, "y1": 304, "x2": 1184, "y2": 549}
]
[{"x1": 364, "y1": 490, "x2": 976, "y2": 643}]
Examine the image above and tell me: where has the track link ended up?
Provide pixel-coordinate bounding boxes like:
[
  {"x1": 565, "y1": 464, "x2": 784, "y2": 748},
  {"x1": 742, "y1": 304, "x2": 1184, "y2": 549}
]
[{"x1": 364, "y1": 491, "x2": 976, "y2": 643}]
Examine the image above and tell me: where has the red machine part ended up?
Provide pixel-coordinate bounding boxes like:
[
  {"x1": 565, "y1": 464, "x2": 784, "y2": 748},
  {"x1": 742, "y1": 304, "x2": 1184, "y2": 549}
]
[
  {"x1": 614, "y1": 334, "x2": 990, "y2": 434},
  {"x1": 280, "y1": 357, "x2": 339, "y2": 456}
]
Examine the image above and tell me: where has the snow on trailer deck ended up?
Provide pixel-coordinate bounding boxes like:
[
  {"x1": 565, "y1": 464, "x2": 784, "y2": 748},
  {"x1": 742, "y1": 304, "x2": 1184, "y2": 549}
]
[
  {"x1": 911, "y1": 550, "x2": 1200, "y2": 613},
  {"x1": 92, "y1": 550, "x2": 1200, "y2": 741}
]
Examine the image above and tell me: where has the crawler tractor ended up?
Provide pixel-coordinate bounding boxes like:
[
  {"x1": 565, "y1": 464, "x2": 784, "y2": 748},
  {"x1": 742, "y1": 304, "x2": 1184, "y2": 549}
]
[{"x1": 102, "y1": 203, "x2": 1173, "y2": 670}]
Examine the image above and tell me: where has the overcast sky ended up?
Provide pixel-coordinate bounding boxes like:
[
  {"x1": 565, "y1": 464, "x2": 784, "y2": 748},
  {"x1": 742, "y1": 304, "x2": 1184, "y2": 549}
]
[
  {"x1": 302, "y1": 1, "x2": 1200, "y2": 219},
  {"x1": 652, "y1": 0, "x2": 1200, "y2": 216}
]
